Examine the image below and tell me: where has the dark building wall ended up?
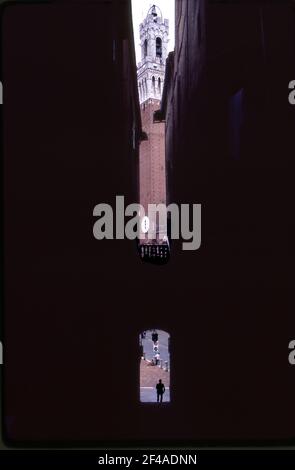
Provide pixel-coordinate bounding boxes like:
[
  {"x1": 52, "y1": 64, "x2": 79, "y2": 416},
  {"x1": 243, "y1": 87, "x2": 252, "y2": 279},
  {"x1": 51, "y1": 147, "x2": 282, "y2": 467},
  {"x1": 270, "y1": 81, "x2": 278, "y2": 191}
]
[
  {"x1": 159, "y1": 0, "x2": 295, "y2": 440},
  {"x1": 166, "y1": 1, "x2": 294, "y2": 284},
  {"x1": 163, "y1": 1, "x2": 206, "y2": 207},
  {"x1": 2, "y1": 0, "x2": 295, "y2": 445},
  {"x1": 2, "y1": 0, "x2": 147, "y2": 443}
]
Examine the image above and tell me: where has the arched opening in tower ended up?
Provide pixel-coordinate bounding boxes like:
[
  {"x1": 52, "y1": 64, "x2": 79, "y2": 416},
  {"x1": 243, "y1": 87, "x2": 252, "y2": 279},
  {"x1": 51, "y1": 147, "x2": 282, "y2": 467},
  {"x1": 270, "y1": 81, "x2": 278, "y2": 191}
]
[
  {"x1": 156, "y1": 37, "x2": 162, "y2": 58},
  {"x1": 139, "y1": 329, "x2": 170, "y2": 403}
]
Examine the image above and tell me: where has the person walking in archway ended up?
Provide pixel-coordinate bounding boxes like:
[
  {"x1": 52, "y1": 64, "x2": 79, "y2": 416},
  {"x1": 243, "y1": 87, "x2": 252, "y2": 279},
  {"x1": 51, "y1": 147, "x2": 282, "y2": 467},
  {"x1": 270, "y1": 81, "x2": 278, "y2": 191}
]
[{"x1": 156, "y1": 379, "x2": 165, "y2": 403}]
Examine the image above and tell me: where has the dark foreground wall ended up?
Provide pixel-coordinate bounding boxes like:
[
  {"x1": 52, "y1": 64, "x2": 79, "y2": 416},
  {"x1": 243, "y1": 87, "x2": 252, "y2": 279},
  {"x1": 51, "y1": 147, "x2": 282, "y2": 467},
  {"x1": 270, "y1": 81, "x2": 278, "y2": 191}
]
[
  {"x1": 2, "y1": 0, "x2": 295, "y2": 445},
  {"x1": 161, "y1": 0, "x2": 295, "y2": 442}
]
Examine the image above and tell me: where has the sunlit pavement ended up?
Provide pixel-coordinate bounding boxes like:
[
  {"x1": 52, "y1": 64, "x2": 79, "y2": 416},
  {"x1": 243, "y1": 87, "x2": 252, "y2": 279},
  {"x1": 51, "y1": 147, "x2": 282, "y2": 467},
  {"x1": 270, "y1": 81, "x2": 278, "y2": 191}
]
[{"x1": 140, "y1": 387, "x2": 170, "y2": 403}]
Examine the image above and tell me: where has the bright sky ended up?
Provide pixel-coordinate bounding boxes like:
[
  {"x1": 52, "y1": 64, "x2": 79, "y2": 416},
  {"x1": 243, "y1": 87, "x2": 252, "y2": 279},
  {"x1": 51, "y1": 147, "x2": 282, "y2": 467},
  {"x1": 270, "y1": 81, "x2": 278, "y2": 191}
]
[{"x1": 131, "y1": 0, "x2": 175, "y2": 66}]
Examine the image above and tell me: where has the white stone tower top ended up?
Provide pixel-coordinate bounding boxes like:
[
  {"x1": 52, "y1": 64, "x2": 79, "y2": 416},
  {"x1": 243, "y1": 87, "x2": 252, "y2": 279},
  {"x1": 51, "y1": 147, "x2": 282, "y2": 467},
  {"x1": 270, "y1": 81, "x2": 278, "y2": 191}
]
[{"x1": 137, "y1": 4, "x2": 169, "y2": 104}]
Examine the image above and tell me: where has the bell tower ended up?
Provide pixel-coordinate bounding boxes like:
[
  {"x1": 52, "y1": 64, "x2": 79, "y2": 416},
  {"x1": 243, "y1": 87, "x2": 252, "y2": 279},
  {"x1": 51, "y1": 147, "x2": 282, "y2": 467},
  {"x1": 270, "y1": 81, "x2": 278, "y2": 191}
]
[
  {"x1": 137, "y1": 5, "x2": 170, "y2": 263},
  {"x1": 137, "y1": 5, "x2": 169, "y2": 103}
]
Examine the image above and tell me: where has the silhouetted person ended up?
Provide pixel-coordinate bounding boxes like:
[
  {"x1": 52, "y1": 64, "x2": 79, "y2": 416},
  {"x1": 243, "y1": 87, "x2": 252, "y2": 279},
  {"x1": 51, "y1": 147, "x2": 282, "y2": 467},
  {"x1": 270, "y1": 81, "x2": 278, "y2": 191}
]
[{"x1": 156, "y1": 379, "x2": 165, "y2": 403}]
